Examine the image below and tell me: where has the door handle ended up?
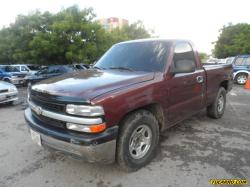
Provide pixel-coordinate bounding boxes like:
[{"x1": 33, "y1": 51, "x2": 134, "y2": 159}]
[{"x1": 196, "y1": 76, "x2": 204, "y2": 83}]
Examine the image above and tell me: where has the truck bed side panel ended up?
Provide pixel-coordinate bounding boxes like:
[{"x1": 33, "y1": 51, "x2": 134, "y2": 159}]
[{"x1": 203, "y1": 64, "x2": 233, "y2": 106}]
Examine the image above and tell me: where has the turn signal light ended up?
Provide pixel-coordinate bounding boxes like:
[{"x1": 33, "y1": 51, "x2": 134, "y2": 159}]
[{"x1": 66, "y1": 123, "x2": 106, "y2": 133}]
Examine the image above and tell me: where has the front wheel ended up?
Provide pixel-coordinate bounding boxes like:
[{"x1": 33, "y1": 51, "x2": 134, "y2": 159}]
[
  {"x1": 207, "y1": 87, "x2": 226, "y2": 119},
  {"x1": 116, "y1": 110, "x2": 159, "y2": 172}
]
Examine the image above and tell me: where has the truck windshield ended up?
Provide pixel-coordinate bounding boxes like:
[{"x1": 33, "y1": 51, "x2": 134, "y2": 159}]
[{"x1": 94, "y1": 41, "x2": 169, "y2": 72}]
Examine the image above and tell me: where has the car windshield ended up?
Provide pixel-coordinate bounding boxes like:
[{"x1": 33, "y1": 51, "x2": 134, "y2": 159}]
[
  {"x1": 94, "y1": 41, "x2": 170, "y2": 72},
  {"x1": 27, "y1": 65, "x2": 40, "y2": 70}
]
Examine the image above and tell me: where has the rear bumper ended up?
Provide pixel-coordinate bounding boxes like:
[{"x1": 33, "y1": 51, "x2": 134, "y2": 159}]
[{"x1": 24, "y1": 108, "x2": 118, "y2": 163}]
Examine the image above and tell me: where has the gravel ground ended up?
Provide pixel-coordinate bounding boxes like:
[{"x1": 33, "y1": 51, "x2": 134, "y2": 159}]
[{"x1": 0, "y1": 85, "x2": 249, "y2": 187}]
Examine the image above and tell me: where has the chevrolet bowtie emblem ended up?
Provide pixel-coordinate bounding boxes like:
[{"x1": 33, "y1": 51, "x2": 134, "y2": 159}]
[{"x1": 35, "y1": 106, "x2": 43, "y2": 115}]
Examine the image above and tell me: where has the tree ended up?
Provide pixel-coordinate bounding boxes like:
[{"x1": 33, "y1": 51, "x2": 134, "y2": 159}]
[
  {"x1": 109, "y1": 20, "x2": 152, "y2": 44},
  {"x1": 0, "y1": 6, "x2": 152, "y2": 65},
  {"x1": 213, "y1": 23, "x2": 250, "y2": 58},
  {"x1": 199, "y1": 52, "x2": 208, "y2": 63}
]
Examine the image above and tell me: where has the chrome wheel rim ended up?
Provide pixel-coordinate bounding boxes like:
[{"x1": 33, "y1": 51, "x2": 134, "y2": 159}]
[
  {"x1": 217, "y1": 95, "x2": 224, "y2": 113},
  {"x1": 237, "y1": 75, "x2": 247, "y2": 84},
  {"x1": 129, "y1": 125, "x2": 152, "y2": 159}
]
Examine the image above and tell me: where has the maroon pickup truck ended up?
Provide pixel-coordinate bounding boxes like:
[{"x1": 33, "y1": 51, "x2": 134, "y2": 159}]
[{"x1": 24, "y1": 39, "x2": 233, "y2": 171}]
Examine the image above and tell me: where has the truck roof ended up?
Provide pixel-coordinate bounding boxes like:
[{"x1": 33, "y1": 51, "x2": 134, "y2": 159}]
[{"x1": 118, "y1": 38, "x2": 191, "y2": 45}]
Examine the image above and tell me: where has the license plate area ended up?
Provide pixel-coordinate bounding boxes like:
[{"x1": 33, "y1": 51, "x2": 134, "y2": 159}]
[{"x1": 30, "y1": 129, "x2": 41, "y2": 146}]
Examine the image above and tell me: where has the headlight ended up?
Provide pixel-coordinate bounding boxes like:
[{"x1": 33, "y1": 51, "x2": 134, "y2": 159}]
[
  {"x1": 66, "y1": 123, "x2": 106, "y2": 133},
  {"x1": 66, "y1": 104, "x2": 104, "y2": 117},
  {"x1": 8, "y1": 87, "x2": 17, "y2": 92}
]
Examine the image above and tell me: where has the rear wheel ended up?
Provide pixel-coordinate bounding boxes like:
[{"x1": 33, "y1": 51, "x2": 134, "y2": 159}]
[
  {"x1": 235, "y1": 73, "x2": 248, "y2": 85},
  {"x1": 116, "y1": 110, "x2": 159, "y2": 172},
  {"x1": 207, "y1": 87, "x2": 226, "y2": 119}
]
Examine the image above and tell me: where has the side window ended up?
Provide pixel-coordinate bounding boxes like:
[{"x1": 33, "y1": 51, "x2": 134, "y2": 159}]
[
  {"x1": 58, "y1": 67, "x2": 67, "y2": 73},
  {"x1": 47, "y1": 67, "x2": 55, "y2": 74},
  {"x1": 245, "y1": 57, "x2": 250, "y2": 66},
  {"x1": 21, "y1": 66, "x2": 29, "y2": 71},
  {"x1": 173, "y1": 42, "x2": 196, "y2": 70},
  {"x1": 234, "y1": 57, "x2": 244, "y2": 66}
]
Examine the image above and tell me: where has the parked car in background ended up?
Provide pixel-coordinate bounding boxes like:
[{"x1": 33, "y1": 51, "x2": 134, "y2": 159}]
[
  {"x1": 232, "y1": 55, "x2": 250, "y2": 84},
  {"x1": 24, "y1": 65, "x2": 77, "y2": 85},
  {"x1": 12, "y1": 64, "x2": 41, "y2": 75},
  {"x1": 0, "y1": 81, "x2": 18, "y2": 105},
  {"x1": 25, "y1": 39, "x2": 233, "y2": 171},
  {"x1": 0, "y1": 65, "x2": 26, "y2": 85},
  {"x1": 206, "y1": 58, "x2": 220, "y2": 64}
]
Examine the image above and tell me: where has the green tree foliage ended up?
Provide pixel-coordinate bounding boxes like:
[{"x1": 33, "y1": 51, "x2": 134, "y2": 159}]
[
  {"x1": 213, "y1": 23, "x2": 250, "y2": 58},
  {"x1": 199, "y1": 52, "x2": 208, "y2": 63},
  {"x1": 0, "y1": 6, "x2": 152, "y2": 65}
]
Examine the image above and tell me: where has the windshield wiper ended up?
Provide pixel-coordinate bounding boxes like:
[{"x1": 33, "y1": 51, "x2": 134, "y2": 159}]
[{"x1": 109, "y1": 67, "x2": 134, "y2": 71}]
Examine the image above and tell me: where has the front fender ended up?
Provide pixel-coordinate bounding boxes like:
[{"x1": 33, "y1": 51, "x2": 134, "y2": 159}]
[{"x1": 91, "y1": 79, "x2": 164, "y2": 128}]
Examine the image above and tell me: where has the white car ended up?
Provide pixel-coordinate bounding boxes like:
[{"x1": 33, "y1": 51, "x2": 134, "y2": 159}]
[
  {"x1": 11, "y1": 64, "x2": 40, "y2": 75},
  {"x1": 0, "y1": 81, "x2": 18, "y2": 105}
]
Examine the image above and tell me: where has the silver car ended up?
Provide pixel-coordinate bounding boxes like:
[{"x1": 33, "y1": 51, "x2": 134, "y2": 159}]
[{"x1": 0, "y1": 81, "x2": 18, "y2": 104}]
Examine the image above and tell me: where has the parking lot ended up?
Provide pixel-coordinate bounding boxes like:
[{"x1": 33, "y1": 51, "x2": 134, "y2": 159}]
[{"x1": 0, "y1": 85, "x2": 249, "y2": 187}]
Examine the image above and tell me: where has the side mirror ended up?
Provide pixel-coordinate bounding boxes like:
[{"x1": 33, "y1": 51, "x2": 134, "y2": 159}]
[{"x1": 170, "y1": 60, "x2": 195, "y2": 74}]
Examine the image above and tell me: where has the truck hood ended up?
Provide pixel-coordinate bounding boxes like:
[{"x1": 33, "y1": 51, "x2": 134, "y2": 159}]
[{"x1": 31, "y1": 69, "x2": 155, "y2": 102}]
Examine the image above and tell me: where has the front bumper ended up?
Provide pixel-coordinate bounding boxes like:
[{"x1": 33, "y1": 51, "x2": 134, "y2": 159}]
[
  {"x1": 24, "y1": 108, "x2": 118, "y2": 163},
  {"x1": 0, "y1": 91, "x2": 18, "y2": 104}
]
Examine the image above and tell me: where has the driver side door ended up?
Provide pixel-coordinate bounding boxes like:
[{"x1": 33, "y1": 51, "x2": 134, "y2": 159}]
[{"x1": 167, "y1": 42, "x2": 205, "y2": 124}]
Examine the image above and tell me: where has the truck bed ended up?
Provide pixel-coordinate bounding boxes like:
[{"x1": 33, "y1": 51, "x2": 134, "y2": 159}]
[{"x1": 203, "y1": 63, "x2": 233, "y2": 106}]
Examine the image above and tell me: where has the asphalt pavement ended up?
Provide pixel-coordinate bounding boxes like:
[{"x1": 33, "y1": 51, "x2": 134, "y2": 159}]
[{"x1": 0, "y1": 85, "x2": 249, "y2": 187}]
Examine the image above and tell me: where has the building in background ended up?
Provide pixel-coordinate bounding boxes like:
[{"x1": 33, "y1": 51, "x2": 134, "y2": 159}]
[{"x1": 98, "y1": 17, "x2": 129, "y2": 31}]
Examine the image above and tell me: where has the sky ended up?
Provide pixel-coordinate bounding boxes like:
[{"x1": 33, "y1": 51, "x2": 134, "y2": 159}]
[{"x1": 0, "y1": 0, "x2": 250, "y2": 54}]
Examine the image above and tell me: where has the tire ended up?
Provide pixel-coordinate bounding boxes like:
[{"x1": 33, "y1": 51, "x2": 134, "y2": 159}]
[
  {"x1": 235, "y1": 73, "x2": 248, "y2": 85},
  {"x1": 116, "y1": 110, "x2": 159, "y2": 172},
  {"x1": 207, "y1": 87, "x2": 226, "y2": 119}
]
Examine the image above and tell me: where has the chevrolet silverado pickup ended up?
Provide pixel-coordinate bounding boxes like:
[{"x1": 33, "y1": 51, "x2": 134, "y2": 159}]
[{"x1": 24, "y1": 39, "x2": 233, "y2": 171}]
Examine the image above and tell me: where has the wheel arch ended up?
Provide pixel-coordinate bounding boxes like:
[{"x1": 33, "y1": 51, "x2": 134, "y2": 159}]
[
  {"x1": 233, "y1": 70, "x2": 249, "y2": 79},
  {"x1": 220, "y1": 80, "x2": 229, "y2": 91},
  {"x1": 117, "y1": 103, "x2": 166, "y2": 133}
]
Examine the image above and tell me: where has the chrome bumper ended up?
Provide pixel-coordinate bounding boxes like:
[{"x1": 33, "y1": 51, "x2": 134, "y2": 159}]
[
  {"x1": 41, "y1": 132, "x2": 116, "y2": 163},
  {"x1": 24, "y1": 108, "x2": 118, "y2": 163}
]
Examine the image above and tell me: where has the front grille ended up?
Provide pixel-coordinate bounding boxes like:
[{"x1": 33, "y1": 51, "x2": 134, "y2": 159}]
[
  {"x1": 0, "y1": 89, "x2": 8, "y2": 93},
  {"x1": 30, "y1": 90, "x2": 67, "y2": 129},
  {"x1": 31, "y1": 109, "x2": 66, "y2": 129},
  {"x1": 31, "y1": 96, "x2": 65, "y2": 113},
  {"x1": 30, "y1": 90, "x2": 65, "y2": 113}
]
